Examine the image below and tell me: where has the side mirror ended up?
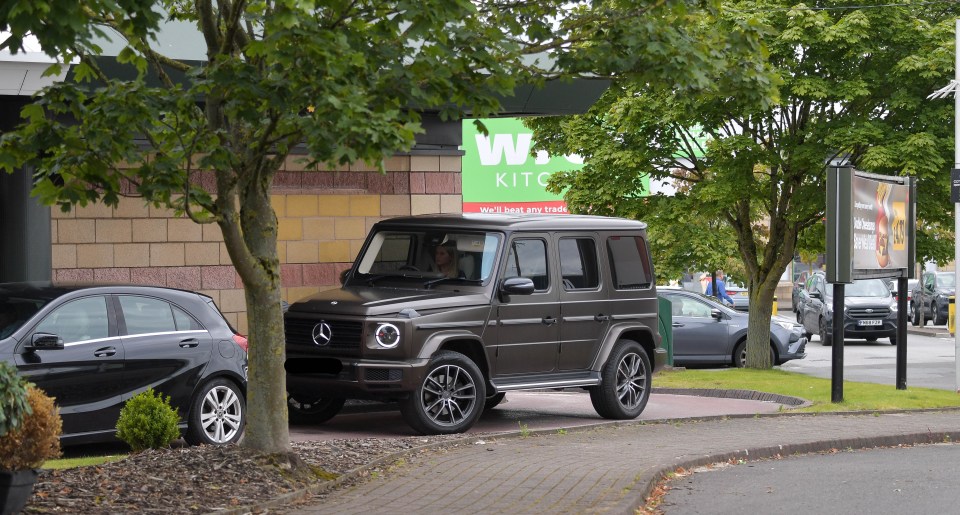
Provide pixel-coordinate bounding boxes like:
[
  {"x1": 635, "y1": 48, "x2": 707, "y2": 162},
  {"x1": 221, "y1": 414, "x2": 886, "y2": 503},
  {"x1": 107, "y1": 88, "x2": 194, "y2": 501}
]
[
  {"x1": 339, "y1": 269, "x2": 351, "y2": 285},
  {"x1": 710, "y1": 309, "x2": 723, "y2": 320},
  {"x1": 26, "y1": 332, "x2": 64, "y2": 352},
  {"x1": 500, "y1": 277, "x2": 535, "y2": 296},
  {"x1": 809, "y1": 291, "x2": 821, "y2": 299}
]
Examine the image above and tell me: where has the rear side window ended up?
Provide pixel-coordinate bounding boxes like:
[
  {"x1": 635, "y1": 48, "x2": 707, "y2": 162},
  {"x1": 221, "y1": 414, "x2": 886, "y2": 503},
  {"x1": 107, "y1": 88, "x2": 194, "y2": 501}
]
[
  {"x1": 504, "y1": 239, "x2": 549, "y2": 291},
  {"x1": 559, "y1": 238, "x2": 600, "y2": 290},
  {"x1": 607, "y1": 235, "x2": 653, "y2": 290},
  {"x1": 120, "y1": 296, "x2": 201, "y2": 335}
]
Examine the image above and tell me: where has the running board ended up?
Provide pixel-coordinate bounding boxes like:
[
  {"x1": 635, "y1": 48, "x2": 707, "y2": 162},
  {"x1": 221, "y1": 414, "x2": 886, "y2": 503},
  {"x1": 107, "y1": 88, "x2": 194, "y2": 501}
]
[{"x1": 490, "y1": 372, "x2": 602, "y2": 392}]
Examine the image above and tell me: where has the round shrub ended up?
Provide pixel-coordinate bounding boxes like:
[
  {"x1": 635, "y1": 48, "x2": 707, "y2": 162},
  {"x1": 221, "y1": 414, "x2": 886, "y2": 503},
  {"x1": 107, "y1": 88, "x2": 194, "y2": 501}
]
[
  {"x1": 0, "y1": 386, "x2": 63, "y2": 470},
  {"x1": 116, "y1": 388, "x2": 181, "y2": 452}
]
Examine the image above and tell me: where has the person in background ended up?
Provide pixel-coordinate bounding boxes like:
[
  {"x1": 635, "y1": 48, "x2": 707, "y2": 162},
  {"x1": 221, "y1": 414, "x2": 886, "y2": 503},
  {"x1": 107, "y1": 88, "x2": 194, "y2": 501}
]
[
  {"x1": 705, "y1": 270, "x2": 735, "y2": 306},
  {"x1": 432, "y1": 241, "x2": 460, "y2": 278}
]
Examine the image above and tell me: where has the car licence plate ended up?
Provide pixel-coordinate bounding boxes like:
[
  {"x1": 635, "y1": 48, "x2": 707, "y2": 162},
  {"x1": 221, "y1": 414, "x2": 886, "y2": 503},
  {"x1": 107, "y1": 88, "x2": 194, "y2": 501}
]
[{"x1": 857, "y1": 319, "x2": 882, "y2": 326}]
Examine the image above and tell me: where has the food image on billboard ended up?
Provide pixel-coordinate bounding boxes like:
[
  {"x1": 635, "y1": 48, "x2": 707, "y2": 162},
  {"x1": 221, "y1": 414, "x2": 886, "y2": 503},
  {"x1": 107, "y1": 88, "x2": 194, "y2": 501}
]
[{"x1": 852, "y1": 174, "x2": 910, "y2": 270}]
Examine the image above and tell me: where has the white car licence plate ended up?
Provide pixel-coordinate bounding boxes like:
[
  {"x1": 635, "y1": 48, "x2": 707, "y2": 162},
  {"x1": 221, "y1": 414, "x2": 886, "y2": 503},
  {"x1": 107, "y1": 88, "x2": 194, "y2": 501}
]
[{"x1": 857, "y1": 319, "x2": 882, "y2": 326}]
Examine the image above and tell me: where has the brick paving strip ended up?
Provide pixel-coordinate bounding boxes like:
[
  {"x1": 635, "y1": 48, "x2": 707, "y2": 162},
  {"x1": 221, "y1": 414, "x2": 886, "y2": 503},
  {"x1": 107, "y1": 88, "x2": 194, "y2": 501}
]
[{"x1": 284, "y1": 409, "x2": 960, "y2": 515}]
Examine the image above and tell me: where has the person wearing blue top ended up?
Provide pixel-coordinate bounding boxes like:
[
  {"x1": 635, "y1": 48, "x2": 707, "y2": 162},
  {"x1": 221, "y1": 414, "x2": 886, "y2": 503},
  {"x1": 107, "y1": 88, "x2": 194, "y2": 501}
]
[{"x1": 705, "y1": 270, "x2": 735, "y2": 306}]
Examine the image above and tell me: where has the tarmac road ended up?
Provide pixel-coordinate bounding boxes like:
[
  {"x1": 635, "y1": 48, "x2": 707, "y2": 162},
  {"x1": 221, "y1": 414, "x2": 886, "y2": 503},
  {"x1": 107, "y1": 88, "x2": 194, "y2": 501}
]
[{"x1": 660, "y1": 442, "x2": 960, "y2": 514}]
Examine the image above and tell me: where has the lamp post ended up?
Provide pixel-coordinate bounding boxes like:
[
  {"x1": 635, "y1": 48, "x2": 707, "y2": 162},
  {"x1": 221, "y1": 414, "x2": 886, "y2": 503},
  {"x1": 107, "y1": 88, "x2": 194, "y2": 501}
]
[{"x1": 926, "y1": 19, "x2": 960, "y2": 393}]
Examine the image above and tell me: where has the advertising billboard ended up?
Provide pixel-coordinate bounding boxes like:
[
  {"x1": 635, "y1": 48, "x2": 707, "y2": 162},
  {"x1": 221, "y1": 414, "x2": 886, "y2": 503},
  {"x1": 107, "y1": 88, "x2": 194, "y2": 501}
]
[
  {"x1": 852, "y1": 174, "x2": 912, "y2": 271},
  {"x1": 826, "y1": 167, "x2": 915, "y2": 283},
  {"x1": 461, "y1": 118, "x2": 652, "y2": 214}
]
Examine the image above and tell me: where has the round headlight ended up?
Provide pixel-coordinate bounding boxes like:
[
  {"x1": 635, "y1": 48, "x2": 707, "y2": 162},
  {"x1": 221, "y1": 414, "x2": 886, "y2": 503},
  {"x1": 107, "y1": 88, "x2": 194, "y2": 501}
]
[{"x1": 375, "y1": 323, "x2": 401, "y2": 348}]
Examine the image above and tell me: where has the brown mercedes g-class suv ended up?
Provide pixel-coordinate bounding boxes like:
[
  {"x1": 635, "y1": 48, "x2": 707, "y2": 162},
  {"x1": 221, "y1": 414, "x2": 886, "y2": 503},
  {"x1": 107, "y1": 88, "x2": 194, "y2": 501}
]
[{"x1": 284, "y1": 213, "x2": 665, "y2": 434}]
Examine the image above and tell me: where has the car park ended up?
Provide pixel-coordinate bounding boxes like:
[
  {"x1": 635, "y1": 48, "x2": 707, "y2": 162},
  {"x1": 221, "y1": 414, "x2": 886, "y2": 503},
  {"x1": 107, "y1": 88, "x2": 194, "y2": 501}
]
[
  {"x1": 659, "y1": 288, "x2": 806, "y2": 367},
  {"x1": 911, "y1": 271, "x2": 955, "y2": 326},
  {"x1": 284, "y1": 213, "x2": 666, "y2": 435},
  {"x1": 0, "y1": 283, "x2": 247, "y2": 446},
  {"x1": 798, "y1": 273, "x2": 898, "y2": 346}
]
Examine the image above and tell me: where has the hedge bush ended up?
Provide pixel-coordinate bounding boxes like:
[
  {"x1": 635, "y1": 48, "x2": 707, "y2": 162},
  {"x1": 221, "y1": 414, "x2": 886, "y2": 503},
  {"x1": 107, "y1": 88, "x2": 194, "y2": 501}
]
[
  {"x1": 0, "y1": 386, "x2": 62, "y2": 470},
  {"x1": 115, "y1": 389, "x2": 181, "y2": 452}
]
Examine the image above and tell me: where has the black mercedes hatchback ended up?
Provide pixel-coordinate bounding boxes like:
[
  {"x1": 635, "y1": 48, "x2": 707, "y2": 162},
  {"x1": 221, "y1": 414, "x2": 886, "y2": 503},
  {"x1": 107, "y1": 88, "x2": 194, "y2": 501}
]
[{"x1": 0, "y1": 283, "x2": 247, "y2": 446}]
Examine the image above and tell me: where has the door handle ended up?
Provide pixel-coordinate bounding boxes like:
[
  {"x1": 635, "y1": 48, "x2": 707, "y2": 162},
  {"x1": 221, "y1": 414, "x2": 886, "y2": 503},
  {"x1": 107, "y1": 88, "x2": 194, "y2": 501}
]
[
  {"x1": 179, "y1": 338, "x2": 200, "y2": 348},
  {"x1": 541, "y1": 316, "x2": 557, "y2": 326},
  {"x1": 594, "y1": 314, "x2": 610, "y2": 322},
  {"x1": 672, "y1": 322, "x2": 684, "y2": 327},
  {"x1": 94, "y1": 346, "x2": 117, "y2": 357}
]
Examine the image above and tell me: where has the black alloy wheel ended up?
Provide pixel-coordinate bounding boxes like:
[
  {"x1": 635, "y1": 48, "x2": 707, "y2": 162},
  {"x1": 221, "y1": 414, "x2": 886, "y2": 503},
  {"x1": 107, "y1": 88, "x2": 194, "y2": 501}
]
[
  {"x1": 400, "y1": 350, "x2": 484, "y2": 435},
  {"x1": 589, "y1": 340, "x2": 651, "y2": 419}
]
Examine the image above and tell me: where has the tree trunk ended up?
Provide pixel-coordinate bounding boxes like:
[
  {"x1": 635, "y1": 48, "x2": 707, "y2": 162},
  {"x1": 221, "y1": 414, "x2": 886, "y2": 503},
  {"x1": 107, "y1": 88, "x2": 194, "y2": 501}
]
[
  {"x1": 217, "y1": 168, "x2": 291, "y2": 454},
  {"x1": 745, "y1": 277, "x2": 778, "y2": 368}
]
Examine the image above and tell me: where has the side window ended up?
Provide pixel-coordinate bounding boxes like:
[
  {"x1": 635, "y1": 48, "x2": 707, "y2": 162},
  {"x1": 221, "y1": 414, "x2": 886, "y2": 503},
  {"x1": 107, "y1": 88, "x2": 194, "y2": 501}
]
[
  {"x1": 606, "y1": 235, "x2": 653, "y2": 290},
  {"x1": 119, "y1": 296, "x2": 180, "y2": 335},
  {"x1": 559, "y1": 237, "x2": 599, "y2": 290},
  {"x1": 675, "y1": 297, "x2": 712, "y2": 318},
  {"x1": 173, "y1": 305, "x2": 203, "y2": 331},
  {"x1": 35, "y1": 296, "x2": 110, "y2": 344},
  {"x1": 925, "y1": 274, "x2": 934, "y2": 290},
  {"x1": 504, "y1": 239, "x2": 549, "y2": 291}
]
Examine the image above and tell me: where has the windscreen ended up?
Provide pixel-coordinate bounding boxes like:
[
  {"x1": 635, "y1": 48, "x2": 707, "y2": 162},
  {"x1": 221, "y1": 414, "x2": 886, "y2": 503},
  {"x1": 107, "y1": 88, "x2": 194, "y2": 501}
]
[{"x1": 355, "y1": 229, "x2": 502, "y2": 284}]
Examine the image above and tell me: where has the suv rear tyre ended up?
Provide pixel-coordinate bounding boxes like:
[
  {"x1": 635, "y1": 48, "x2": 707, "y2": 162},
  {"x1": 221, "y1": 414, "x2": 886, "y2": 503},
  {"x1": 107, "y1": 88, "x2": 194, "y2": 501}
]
[
  {"x1": 589, "y1": 340, "x2": 651, "y2": 419},
  {"x1": 401, "y1": 351, "x2": 485, "y2": 435},
  {"x1": 287, "y1": 395, "x2": 346, "y2": 425}
]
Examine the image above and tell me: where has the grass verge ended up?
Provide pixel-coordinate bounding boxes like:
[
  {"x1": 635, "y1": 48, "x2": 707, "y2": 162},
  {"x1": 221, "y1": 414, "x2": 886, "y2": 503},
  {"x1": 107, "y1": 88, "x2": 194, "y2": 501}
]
[
  {"x1": 655, "y1": 367, "x2": 960, "y2": 412},
  {"x1": 44, "y1": 454, "x2": 125, "y2": 469}
]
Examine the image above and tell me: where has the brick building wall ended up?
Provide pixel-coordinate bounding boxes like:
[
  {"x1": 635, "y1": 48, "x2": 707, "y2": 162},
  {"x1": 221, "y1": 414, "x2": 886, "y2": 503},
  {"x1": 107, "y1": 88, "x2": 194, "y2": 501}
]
[{"x1": 49, "y1": 154, "x2": 462, "y2": 333}]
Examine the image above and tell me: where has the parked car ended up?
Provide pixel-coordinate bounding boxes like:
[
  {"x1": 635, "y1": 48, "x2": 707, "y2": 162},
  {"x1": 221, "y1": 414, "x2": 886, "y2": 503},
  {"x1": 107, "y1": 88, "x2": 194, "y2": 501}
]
[
  {"x1": 284, "y1": 214, "x2": 666, "y2": 435},
  {"x1": 798, "y1": 274, "x2": 898, "y2": 346},
  {"x1": 792, "y1": 271, "x2": 812, "y2": 313},
  {"x1": 911, "y1": 271, "x2": 955, "y2": 326},
  {"x1": 659, "y1": 288, "x2": 807, "y2": 367},
  {"x1": 0, "y1": 283, "x2": 248, "y2": 446},
  {"x1": 885, "y1": 278, "x2": 918, "y2": 315},
  {"x1": 725, "y1": 284, "x2": 750, "y2": 312}
]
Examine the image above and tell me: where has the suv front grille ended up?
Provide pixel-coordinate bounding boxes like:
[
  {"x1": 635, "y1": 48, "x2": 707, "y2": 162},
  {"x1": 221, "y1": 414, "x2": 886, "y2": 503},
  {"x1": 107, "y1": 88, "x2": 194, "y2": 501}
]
[
  {"x1": 285, "y1": 318, "x2": 363, "y2": 355},
  {"x1": 848, "y1": 307, "x2": 891, "y2": 318}
]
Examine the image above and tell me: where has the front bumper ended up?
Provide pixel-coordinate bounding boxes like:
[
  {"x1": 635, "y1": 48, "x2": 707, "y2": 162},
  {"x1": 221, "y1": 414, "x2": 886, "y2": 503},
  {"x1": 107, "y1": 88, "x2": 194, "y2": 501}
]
[
  {"x1": 784, "y1": 336, "x2": 807, "y2": 360},
  {"x1": 285, "y1": 354, "x2": 430, "y2": 400}
]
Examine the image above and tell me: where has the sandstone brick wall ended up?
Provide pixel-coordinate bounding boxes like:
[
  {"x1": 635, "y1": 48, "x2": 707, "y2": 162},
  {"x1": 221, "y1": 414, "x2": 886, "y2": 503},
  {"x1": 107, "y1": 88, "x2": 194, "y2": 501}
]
[{"x1": 50, "y1": 154, "x2": 462, "y2": 333}]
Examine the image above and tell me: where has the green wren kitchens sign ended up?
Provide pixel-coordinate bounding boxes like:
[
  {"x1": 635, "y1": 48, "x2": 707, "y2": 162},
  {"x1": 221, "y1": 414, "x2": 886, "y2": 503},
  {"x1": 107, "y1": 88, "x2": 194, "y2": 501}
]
[{"x1": 461, "y1": 118, "x2": 651, "y2": 214}]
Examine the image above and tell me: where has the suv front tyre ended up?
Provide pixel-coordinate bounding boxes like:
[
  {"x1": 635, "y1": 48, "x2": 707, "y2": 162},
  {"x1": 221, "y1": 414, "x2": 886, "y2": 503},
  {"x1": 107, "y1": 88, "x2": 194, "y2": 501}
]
[
  {"x1": 401, "y1": 350, "x2": 486, "y2": 435},
  {"x1": 589, "y1": 340, "x2": 651, "y2": 419}
]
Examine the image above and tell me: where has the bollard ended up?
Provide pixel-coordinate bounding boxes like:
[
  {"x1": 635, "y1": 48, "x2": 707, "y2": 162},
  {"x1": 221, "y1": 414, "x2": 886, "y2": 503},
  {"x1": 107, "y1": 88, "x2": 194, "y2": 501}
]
[
  {"x1": 950, "y1": 296, "x2": 955, "y2": 337},
  {"x1": 772, "y1": 296, "x2": 778, "y2": 316}
]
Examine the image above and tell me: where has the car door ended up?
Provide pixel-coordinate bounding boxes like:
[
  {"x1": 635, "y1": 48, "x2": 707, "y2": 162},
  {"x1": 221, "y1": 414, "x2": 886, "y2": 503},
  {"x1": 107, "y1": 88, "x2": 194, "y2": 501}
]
[
  {"x1": 555, "y1": 234, "x2": 606, "y2": 371},
  {"x1": 493, "y1": 235, "x2": 560, "y2": 375},
  {"x1": 14, "y1": 294, "x2": 125, "y2": 436},
  {"x1": 665, "y1": 293, "x2": 731, "y2": 364},
  {"x1": 117, "y1": 294, "x2": 214, "y2": 406},
  {"x1": 920, "y1": 272, "x2": 935, "y2": 314}
]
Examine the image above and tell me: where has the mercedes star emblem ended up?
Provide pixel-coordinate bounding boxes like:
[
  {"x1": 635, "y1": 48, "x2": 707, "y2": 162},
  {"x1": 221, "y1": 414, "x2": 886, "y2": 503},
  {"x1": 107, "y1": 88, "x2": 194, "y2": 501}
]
[{"x1": 312, "y1": 322, "x2": 333, "y2": 346}]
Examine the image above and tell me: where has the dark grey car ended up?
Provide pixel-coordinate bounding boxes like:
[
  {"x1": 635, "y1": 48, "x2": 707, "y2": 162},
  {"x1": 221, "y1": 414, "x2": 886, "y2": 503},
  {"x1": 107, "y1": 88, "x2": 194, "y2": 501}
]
[
  {"x1": 0, "y1": 283, "x2": 247, "y2": 446},
  {"x1": 284, "y1": 214, "x2": 666, "y2": 435},
  {"x1": 659, "y1": 288, "x2": 807, "y2": 367},
  {"x1": 799, "y1": 275, "x2": 899, "y2": 346}
]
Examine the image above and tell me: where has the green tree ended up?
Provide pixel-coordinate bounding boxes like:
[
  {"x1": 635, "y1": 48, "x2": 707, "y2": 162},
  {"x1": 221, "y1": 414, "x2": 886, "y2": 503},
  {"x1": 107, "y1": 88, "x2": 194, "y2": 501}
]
[
  {"x1": 530, "y1": 0, "x2": 957, "y2": 369},
  {"x1": 0, "y1": 0, "x2": 768, "y2": 454}
]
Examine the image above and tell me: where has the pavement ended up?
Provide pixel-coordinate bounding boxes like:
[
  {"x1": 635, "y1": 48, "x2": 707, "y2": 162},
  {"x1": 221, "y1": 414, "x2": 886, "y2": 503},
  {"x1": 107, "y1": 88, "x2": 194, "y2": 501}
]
[{"x1": 268, "y1": 395, "x2": 960, "y2": 515}]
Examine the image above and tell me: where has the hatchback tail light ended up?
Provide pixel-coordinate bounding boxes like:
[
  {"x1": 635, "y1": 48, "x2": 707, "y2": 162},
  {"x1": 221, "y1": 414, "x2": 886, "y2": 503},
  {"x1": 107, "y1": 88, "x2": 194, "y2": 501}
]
[{"x1": 233, "y1": 334, "x2": 249, "y2": 353}]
